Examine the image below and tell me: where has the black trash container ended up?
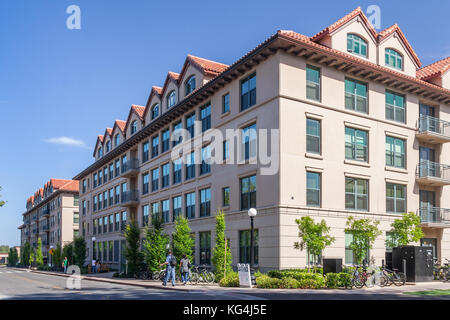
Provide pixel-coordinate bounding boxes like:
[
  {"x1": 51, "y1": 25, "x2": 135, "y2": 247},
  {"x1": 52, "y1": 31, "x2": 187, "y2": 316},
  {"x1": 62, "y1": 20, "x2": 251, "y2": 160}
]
[
  {"x1": 392, "y1": 246, "x2": 433, "y2": 282},
  {"x1": 323, "y1": 258, "x2": 343, "y2": 274}
]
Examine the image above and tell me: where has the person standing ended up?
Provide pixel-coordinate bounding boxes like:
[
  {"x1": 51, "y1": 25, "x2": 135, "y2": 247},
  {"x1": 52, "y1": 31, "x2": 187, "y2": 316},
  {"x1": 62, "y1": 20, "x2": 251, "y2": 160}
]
[
  {"x1": 63, "y1": 257, "x2": 68, "y2": 273},
  {"x1": 91, "y1": 259, "x2": 97, "y2": 273},
  {"x1": 179, "y1": 254, "x2": 191, "y2": 285},
  {"x1": 160, "y1": 250, "x2": 176, "y2": 286}
]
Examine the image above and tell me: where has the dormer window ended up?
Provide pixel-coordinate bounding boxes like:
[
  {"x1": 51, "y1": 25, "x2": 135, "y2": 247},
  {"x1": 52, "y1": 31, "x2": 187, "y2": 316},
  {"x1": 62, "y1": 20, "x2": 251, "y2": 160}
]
[
  {"x1": 114, "y1": 134, "x2": 120, "y2": 147},
  {"x1": 185, "y1": 75, "x2": 196, "y2": 96},
  {"x1": 98, "y1": 147, "x2": 103, "y2": 158},
  {"x1": 106, "y1": 141, "x2": 111, "y2": 153},
  {"x1": 385, "y1": 48, "x2": 403, "y2": 70},
  {"x1": 167, "y1": 90, "x2": 176, "y2": 108},
  {"x1": 347, "y1": 34, "x2": 367, "y2": 57},
  {"x1": 151, "y1": 104, "x2": 159, "y2": 120},
  {"x1": 131, "y1": 121, "x2": 138, "y2": 134}
]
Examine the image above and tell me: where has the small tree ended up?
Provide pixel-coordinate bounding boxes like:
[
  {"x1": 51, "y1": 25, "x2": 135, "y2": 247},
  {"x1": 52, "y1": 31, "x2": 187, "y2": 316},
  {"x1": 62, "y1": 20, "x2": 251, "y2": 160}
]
[
  {"x1": 73, "y1": 237, "x2": 87, "y2": 268},
  {"x1": 63, "y1": 242, "x2": 74, "y2": 265},
  {"x1": 211, "y1": 211, "x2": 232, "y2": 282},
  {"x1": 53, "y1": 243, "x2": 63, "y2": 268},
  {"x1": 386, "y1": 212, "x2": 424, "y2": 248},
  {"x1": 345, "y1": 216, "x2": 382, "y2": 266},
  {"x1": 30, "y1": 251, "x2": 35, "y2": 267},
  {"x1": 22, "y1": 242, "x2": 31, "y2": 267},
  {"x1": 8, "y1": 247, "x2": 19, "y2": 266},
  {"x1": 124, "y1": 221, "x2": 143, "y2": 275},
  {"x1": 35, "y1": 238, "x2": 44, "y2": 267},
  {"x1": 142, "y1": 216, "x2": 169, "y2": 272},
  {"x1": 0, "y1": 186, "x2": 5, "y2": 207},
  {"x1": 172, "y1": 216, "x2": 194, "y2": 262},
  {"x1": 294, "y1": 216, "x2": 335, "y2": 269}
]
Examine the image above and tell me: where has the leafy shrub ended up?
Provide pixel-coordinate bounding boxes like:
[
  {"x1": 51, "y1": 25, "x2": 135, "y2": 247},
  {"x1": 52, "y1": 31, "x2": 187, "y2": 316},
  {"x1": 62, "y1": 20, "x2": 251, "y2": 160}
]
[
  {"x1": 325, "y1": 273, "x2": 339, "y2": 288},
  {"x1": 338, "y1": 272, "x2": 352, "y2": 288},
  {"x1": 280, "y1": 277, "x2": 300, "y2": 289},
  {"x1": 219, "y1": 271, "x2": 240, "y2": 287},
  {"x1": 267, "y1": 268, "x2": 323, "y2": 278},
  {"x1": 256, "y1": 275, "x2": 282, "y2": 289}
]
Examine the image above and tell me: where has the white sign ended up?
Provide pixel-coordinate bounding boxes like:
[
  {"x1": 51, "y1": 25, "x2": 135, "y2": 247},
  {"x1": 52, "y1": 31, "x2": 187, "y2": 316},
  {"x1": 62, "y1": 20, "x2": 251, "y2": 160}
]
[{"x1": 237, "y1": 263, "x2": 252, "y2": 288}]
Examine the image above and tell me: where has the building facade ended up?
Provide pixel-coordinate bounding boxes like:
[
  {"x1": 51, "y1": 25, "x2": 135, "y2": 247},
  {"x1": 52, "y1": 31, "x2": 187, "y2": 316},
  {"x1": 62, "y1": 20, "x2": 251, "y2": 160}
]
[
  {"x1": 75, "y1": 7, "x2": 450, "y2": 271},
  {"x1": 18, "y1": 179, "x2": 79, "y2": 263}
]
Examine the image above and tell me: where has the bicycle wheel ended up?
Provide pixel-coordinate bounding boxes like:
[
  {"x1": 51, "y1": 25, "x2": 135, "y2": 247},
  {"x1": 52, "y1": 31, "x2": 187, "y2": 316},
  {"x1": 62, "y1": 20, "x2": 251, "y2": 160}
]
[
  {"x1": 379, "y1": 275, "x2": 388, "y2": 287},
  {"x1": 203, "y1": 271, "x2": 215, "y2": 284},
  {"x1": 393, "y1": 272, "x2": 406, "y2": 286},
  {"x1": 189, "y1": 272, "x2": 199, "y2": 285},
  {"x1": 353, "y1": 275, "x2": 364, "y2": 289},
  {"x1": 159, "y1": 270, "x2": 166, "y2": 281},
  {"x1": 152, "y1": 271, "x2": 160, "y2": 280}
]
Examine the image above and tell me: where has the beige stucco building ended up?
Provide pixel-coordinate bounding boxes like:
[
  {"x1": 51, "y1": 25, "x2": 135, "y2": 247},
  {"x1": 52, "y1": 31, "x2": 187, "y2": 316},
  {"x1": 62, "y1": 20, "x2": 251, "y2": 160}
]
[
  {"x1": 74, "y1": 7, "x2": 450, "y2": 271},
  {"x1": 18, "y1": 179, "x2": 79, "y2": 263}
]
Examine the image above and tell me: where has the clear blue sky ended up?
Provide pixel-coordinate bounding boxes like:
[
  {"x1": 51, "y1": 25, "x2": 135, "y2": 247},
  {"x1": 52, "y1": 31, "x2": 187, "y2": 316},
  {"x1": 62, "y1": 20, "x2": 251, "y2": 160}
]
[{"x1": 0, "y1": 0, "x2": 448, "y2": 247}]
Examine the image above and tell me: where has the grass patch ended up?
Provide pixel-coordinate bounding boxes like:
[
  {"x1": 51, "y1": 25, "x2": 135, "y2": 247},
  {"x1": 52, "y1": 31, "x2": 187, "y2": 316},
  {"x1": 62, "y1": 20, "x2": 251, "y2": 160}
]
[{"x1": 404, "y1": 289, "x2": 450, "y2": 296}]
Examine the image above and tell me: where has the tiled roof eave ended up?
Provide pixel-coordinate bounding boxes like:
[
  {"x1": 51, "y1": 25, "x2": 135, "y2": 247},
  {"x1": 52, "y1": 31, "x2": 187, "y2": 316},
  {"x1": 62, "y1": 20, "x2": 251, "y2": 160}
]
[{"x1": 22, "y1": 188, "x2": 79, "y2": 216}]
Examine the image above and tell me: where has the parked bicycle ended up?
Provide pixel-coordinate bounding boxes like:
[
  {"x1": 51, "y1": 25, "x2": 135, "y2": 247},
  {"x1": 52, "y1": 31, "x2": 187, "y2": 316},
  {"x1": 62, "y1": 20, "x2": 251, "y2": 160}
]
[
  {"x1": 433, "y1": 258, "x2": 449, "y2": 281},
  {"x1": 189, "y1": 265, "x2": 215, "y2": 285},
  {"x1": 379, "y1": 266, "x2": 406, "y2": 286}
]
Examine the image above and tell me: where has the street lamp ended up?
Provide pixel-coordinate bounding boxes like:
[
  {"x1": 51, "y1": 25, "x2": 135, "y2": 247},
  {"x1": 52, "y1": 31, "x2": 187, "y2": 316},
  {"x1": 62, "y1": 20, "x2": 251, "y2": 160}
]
[{"x1": 247, "y1": 208, "x2": 258, "y2": 269}]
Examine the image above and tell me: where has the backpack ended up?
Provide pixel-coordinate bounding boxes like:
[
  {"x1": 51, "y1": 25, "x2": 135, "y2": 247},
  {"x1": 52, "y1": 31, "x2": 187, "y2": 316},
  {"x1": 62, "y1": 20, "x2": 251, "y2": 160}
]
[{"x1": 170, "y1": 255, "x2": 177, "y2": 267}]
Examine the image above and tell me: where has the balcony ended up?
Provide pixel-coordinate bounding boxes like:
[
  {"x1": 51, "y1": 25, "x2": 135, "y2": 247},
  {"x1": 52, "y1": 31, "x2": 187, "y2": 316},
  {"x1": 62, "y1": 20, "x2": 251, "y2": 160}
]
[
  {"x1": 416, "y1": 161, "x2": 450, "y2": 186},
  {"x1": 42, "y1": 240, "x2": 49, "y2": 246},
  {"x1": 121, "y1": 158, "x2": 140, "y2": 178},
  {"x1": 416, "y1": 116, "x2": 450, "y2": 144},
  {"x1": 120, "y1": 190, "x2": 139, "y2": 207},
  {"x1": 42, "y1": 225, "x2": 49, "y2": 232},
  {"x1": 32, "y1": 228, "x2": 38, "y2": 234},
  {"x1": 32, "y1": 215, "x2": 38, "y2": 221},
  {"x1": 419, "y1": 207, "x2": 450, "y2": 228}
]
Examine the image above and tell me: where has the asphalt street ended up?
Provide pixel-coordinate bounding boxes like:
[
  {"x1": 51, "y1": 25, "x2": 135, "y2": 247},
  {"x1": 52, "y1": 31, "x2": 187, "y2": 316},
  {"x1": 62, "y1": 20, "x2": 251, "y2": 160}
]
[{"x1": 1, "y1": 267, "x2": 450, "y2": 300}]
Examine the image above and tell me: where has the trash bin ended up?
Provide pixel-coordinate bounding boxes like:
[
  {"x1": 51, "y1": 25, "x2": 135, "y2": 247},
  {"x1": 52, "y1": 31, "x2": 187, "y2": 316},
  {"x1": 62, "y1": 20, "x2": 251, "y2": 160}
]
[{"x1": 323, "y1": 258, "x2": 342, "y2": 274}]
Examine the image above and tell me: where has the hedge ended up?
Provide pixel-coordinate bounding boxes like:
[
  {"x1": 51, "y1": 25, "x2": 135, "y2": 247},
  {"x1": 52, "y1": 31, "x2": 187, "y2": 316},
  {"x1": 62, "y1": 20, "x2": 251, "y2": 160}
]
[
  {"x1": 324, "y1": 272, "x2": 352, "y2": 288},
  {"x1": 257, "y1": 272, "x2": 325, "y2": 289},
  {"x1": 219, "y1": 272, "x2": 240, "y2": 287}
]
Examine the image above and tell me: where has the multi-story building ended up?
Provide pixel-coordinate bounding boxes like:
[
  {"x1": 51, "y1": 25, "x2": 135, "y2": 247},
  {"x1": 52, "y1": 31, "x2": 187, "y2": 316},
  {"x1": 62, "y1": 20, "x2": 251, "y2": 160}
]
[
  {"x1": 18, "y1": 179, "x2": 79, "y2": 263},
  {"x1": 75, "y1": 7, "x2": 450, "y2": 271}
]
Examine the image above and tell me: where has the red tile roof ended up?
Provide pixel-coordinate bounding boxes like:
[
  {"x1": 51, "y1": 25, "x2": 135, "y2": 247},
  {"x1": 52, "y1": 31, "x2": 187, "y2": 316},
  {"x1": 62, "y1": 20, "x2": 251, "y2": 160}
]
[
  {"x1": 124, "y1": 104, "x2": 146, "y2": 134},
  {"x1": 187, "y1": 55, "x2": 229, "y2": 77},
  {"x1": 26, "y1": 179, "x2": 79, "y2": 209},
  {"x1": 161, "y1": 72, "x2": 181, "y2": 96},
  {"x1": 417, "y1": 56, "x2": 450, "y2": 80},
  {"x1": 114, "y1": 120, "x2": 126, "y2": 133}
]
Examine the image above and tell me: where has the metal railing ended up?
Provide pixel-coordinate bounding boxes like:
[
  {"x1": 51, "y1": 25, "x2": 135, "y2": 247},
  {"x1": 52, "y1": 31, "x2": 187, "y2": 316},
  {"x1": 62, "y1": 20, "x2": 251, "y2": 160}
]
[
  {"x1": 121, "y1": 190, "x2": 139, "y2": 204},
  {"x1": 419, "y1": 207, "x2": 450, "y2": 224},
  {"x1": 121, "y1": 158, "x2": 139, "y2": 175},
  {"x1": 417, "y1": 160, "x2": 450, "y2": 181},
  {"x1": 42, "y1": 225, "x2": 49, "y2": 231},
  {"x1": 418, "y1": 116, "x2": 450, "y2": 137}
]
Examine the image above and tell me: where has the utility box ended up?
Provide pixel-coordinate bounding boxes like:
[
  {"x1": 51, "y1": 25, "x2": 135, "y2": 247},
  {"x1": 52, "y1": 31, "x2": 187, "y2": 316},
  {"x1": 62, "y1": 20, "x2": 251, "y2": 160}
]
[
  {"x1": 385, "y1": 252, "x2": 393, "y2": 270},
  {"x1": 323, "y1": 258, "x2": 343, "y2": 274},
  {"x1": 392, "y1": 246, "x2": 433, "y2": 282}
]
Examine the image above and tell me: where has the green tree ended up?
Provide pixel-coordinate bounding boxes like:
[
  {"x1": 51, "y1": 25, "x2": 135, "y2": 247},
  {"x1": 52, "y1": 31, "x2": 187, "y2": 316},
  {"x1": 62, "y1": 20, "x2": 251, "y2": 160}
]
[
  {"x1": 142, "y1": 216, "x2": 169, "y2": 272},
  {"x1": 211, "y1": 210, "x2": 232, "y2": 282},
  {"x1": 0, "y1": 186, "x2": 6, "y2": 207},
  {"x1": 172, "y1": 215, "x2": 194, "y2": 262},
  {"x1": 345, "y1": 216, "x2": 382, "y2": 266},
  {"x1": 73, "y1": 237, "x2": 87, "y2": 268},
  {"x1": 124, "y1": 220, "x2": 143, "y2": 275},
  {"x1": 7, "y1": 247, "x2": 19, "y2": 266},
  {"x1": 21, "y1": 242, "x2": 31, "y2": 267},
  {"x1": 35, "y1": 238, "x2": 44, "y2": 267},
  {"x1": 294, "y1": 216, "x2": 335, "y2": 268},
  {"x1": 30, "y1": 251, "x2": 35, "y2": 267},
  {"x1": 386, "y1": 212, "x2": 424, "y2": 248},
  {"x1": 53, "y1": 243, "x2": 63, "y2": 268},
  {"x1": 63, "y1": 242, "x2": 74, "y2": 265}
]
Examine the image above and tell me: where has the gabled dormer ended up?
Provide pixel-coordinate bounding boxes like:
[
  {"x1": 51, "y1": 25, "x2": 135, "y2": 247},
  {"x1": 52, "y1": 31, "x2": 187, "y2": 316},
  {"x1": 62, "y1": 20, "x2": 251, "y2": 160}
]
[
  {"x1": 377, "y1": 24, "x2": 421, "y2": 77},
  {"x1": 124, "y1": 105, "x2": 145, "y2": 138},
  {"x1": 144, "y1": 86, "x2": 162, "y2": 123},
  {"x1": 93, "y1": 135, "x2": 104, "y2": 160},
  {"x1": 417, "y1": 57, "x2": 450, "y2": 89},
  {"x1": 102, "y1": 128, "x2": 113, "y2": 154},
  {"x1": 162, "y1": 72, "x2": 180, "y2": 111},
  {"x1": 111, "y1": 120, "x2": 126, "y2": 149}
]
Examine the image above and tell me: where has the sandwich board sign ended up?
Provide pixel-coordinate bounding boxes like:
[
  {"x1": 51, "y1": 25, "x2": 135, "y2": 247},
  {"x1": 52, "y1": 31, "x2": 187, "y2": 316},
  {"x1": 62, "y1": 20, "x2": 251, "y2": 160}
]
[{"x1": 237, "y1": 263, "x2": 252, "y2": 288}]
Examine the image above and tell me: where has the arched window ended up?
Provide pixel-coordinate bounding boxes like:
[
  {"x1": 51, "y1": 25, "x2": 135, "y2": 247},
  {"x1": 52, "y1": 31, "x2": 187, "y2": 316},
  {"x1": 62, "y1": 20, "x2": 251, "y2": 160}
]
[
  {"x1": 114, "y1": 134, "x2": 120, "y2": 147},
  {"x1": 385, "y1": 49, "x2": 403, "y2": 70},
  {"x1": 167, "y1": 91, "x2": 176, "y2": 108},
  {"x1": 98, "y1": 147, "x2": 103, "y2": 158},
  {"x1": 151, "y1": 104, "x2": 159, "y2": 120},
  {"x1": 131, "y1": 121, "x2": 138, "y2": 134},
  {"x1": 347, "y1": 34, "x2": 368, "y2": 57},
  {"x1": 185, "y1": 75, "x2": 196, "y2": 96},
  {"x1": 106, "y1": 141, "x2": 111, "y2": 153}
]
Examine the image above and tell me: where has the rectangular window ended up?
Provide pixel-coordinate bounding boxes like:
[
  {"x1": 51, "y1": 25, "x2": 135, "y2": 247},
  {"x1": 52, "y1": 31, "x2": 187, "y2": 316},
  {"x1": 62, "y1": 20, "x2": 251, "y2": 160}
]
[
  {"x1": 109, "y1": 214, "x2": 114, "y2": 232},
  {"x1": 142, "y1": 205, "x2": 149, "y2": 227},
  {"x1": 162, "y1": 129, "x2": 170, "y2": 153},
  {"x1": 223, "y1": 187, "x2": 230, "y2": 207},
  {"x1": 186, "y1": 112, "x2": 195, "y2": 139},
  {"x1": 109, "y1": 189, "x2": 113, "y2": 206},
  {"x1": 173, "y1": 121, "x2": 182, "y2": 147},
  {"x1": 199, "y1": 232, "x2": 211, "y2": 265},
  {"x1": 151, "y1": 202, "x2": 160, "y2": 221},
  {"x1": 345, "y1": 232, "x2": 369, "y2": 265},
  {"x1": 142, "y1": 173, "x2": 149, "y2": 195},
  {"x1": 98, "y1": 170, "x2": 103, "y2": 185},
  {"x1": 200, "y1": 103, "x2": 211, "y2": 132},
  {"x1": 199, "y1": 188, "x2": 211, "y2": 217},
  {"x1": 121, "y1": 155, "x2": 127, "y2": 174},
  {"x1": 173, "y1": 159, "x2": 182, "y2": 184},
  {"x1": 142, "y1": 141, "x2": 149, "y2": 163},
  {"x1": 386, "y1": 183, "x2": 406, "y2": 214},
  {"x1": 345, "y1": 127, "x2": 368, "y2": 162},
  {"x1": 345, "y1": 177, "x2": 368, "y2": 211},
  {"x1": 82, "y1": 179, "x2": 86, "y2": 193},
  {"x1": 93, "y1": 219, "x2": 97, "y2": 235},
  {"x1": 200, "y1": 145, "x2": 211, "y2": 175},
  {"x1": 114, "y1": 240, "x2": 119, "y2": 262},
  {"x1": 345, "y1": 78, "x2": 368, "y2": 113},
  {"x1": 186, "y1": 151, "x2": 195, "y2": 180},
  {"x1": 115, "y1": 159, "x2": 120, "y2": 177},
  {"x1": 306, "y1": 65, "x2": 320, "y2": 101},
  {"x1": 93, "y1": 173, "x2": 97, "y2": 188},
  {"x1": 115, "y1": 185, "x2": 120, "y2": 204},
  {"x1": 162, "y1": 163, "x2": 170, "y2": 188},
  {"x1": 98, "y1": 193, "x2": 103, "y2": 210},
  {"x1": 103, "y1": 216, "x2": 108, "y2": 233},
  {"x1": 151, "y1": 168, "x2": 159, "y2": 192},
  {"x1": 172, "y1": 196, "x2": 182, "y2": 222},
  {"x1": 386, "y1": 136, "x2": 405, "y2": 168},
  {"x1": 241, "y1": 73, "x2": 256, "y2": 111},
  {"x1": 104, "y1": 167, "x2": 108, "y2": 183},
  {"x1": 239, "y1": 230, "x2": 258, "y2": 264},
  {"x1": 306, "y1": 172, "x2": 321, "y2": 207},
  {"x1": 109, "y1": 241, "x2": 113, "y2": 262},
  {"x1": 82, "y1": 200, "x2": 86, "y2": 215},
  {"x1": 109, "y1": 163, "x2": 114, "y2": 180},
  {"x1": 115, "y1": 212, "x2": 120, "y2": 231},
  {"x1": 152, "y1": 135, "x2": 159, "y2": 158},
  {"x1": 241, "y1": 123, "x2": 257, "y2": 161},
  {"x1": 240, "y1": 175, "x2": 256, "y2": 210},
  {"x1": 185, "y1": 192, "x2": 196, "y2": 219},
  {"x1": 73, "y1": 212, "x2": 79, "y2": 224},
  {"x1": 222, "y1": 93, "x2": 230, "y2": 113},
  {"x1": 103, "y1": 191, "x2": 108, "y2": 208},
  {"x1": 386, "y1": 91, "x2": 405, "y2": 123},
  {"x1": 98, "y1": 217, "x2": 102, "y2": 234},
  {"x1": 93, "y1": 195, "x2": 97, "y2": 211},
  {"x1": 162, "y1": 199, "x2": 170, "y2": 223},
  {"x1": 306, "y1": 118, "x2": 321, "y2": 154},
  {"x1": 121, "y1": 211, "x2": 127, "y2": 232}
]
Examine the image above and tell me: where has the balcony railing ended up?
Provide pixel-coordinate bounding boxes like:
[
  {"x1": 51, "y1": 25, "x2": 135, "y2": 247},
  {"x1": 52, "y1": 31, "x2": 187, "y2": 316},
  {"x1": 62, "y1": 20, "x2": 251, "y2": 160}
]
[
  {"x1": 121, "y1": 158, "x2": 140, "y2": 177},
  {"x1": 120, "y1": 190, "x2": 139, "y2": 206},
  {"x1": 419, "y1": 207, "x2": 450, "y2": 226},
  {"x1": 41, "y1": 207, "x2": 50, "y2": 216},
  {"x1": 417, "y1": 116, "x2": 450, "y2": 143},
  {"x1": 42, "y1": 225, "x2": 49, "y2": 231},
  {"x1": 416, "y1": 160, "x2": 450, "y2": 186}
]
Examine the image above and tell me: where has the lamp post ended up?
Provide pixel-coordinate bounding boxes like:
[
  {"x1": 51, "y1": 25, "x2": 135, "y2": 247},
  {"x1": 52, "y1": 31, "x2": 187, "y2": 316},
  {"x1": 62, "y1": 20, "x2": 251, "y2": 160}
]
[{"x1": 247, "y1": 208, "x2": 258, "y2": 269}]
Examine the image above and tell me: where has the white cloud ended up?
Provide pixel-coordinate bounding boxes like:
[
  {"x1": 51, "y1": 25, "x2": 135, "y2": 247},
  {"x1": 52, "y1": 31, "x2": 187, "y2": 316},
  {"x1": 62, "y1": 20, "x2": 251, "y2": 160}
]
[{"x1": 45, "y1": 136, "x2": 90, "y2": 150}]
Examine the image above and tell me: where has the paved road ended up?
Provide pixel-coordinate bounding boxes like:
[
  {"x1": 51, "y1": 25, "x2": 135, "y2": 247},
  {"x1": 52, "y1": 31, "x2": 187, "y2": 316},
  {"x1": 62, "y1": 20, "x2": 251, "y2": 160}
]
[{"x1": 1, "y1": 267, "x2": 450, "y2": 300}]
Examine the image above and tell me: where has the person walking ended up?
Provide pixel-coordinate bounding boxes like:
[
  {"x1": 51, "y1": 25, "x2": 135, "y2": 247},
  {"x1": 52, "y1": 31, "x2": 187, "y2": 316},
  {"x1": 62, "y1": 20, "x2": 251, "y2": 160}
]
[
  {"x1": 63, "y1": 257, "x2": 68, "y2": 273},
  {"x1": 91, "y1": 259, "x2": 97, "y2": 274},
  {"x1": 96, "y1": 260, "x2": 101, "y2": 273},
  {"x1": 160, "y1": 250, "x2": 176, "y2": 286},
  {"x1": 179, "y1": 254, "x2": 191, "y2": 285}
]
